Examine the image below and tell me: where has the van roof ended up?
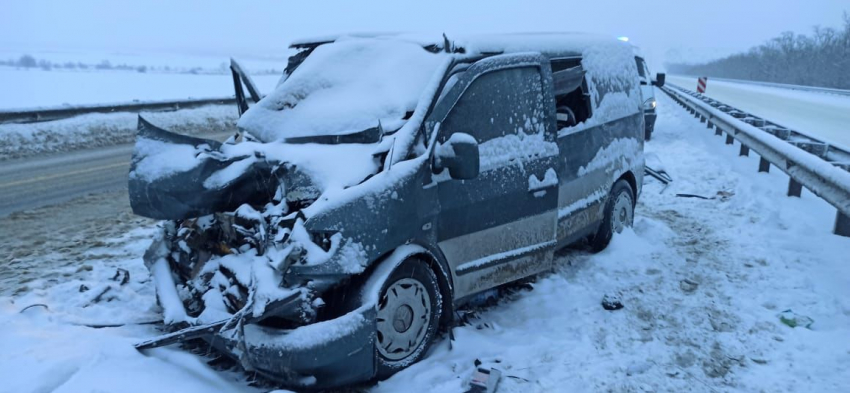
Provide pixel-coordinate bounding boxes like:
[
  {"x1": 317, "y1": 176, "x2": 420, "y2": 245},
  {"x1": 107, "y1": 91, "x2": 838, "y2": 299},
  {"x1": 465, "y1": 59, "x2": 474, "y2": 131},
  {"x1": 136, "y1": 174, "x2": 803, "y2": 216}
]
[{"x1": 290, "y1": 32, "x2": 627, "y2": 58}]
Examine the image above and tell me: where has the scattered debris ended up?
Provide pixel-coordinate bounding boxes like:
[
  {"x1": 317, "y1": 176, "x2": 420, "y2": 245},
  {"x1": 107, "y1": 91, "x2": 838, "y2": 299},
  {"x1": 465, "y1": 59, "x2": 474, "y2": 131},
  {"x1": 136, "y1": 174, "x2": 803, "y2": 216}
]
[
  {"x1": 601, "y1": 294, "x2": 624, "y2": 311},
  {"x1": 85, "y1": 285, "x2": 117, "y2": 306},
  {"x1": 715, "y1": 190, "x2": 735, "y2": 201},
  {"x1": 676, "y1": 190, "x2": 736, "y2": 201},
  {"x1": 645, "y1": 166, "x2": 673, "y2": 185},
  {"x1": 467, "y1": 367, "x2": 502, "y2": 393},
  {"x1": 72, "y1": 319, "x2": 162, "y2": 329},
  {"x1": 778, "y1": 309, "x2": 814, "y2": 329},
  {"x1": 679, "y1": 278, "x2": 699, "y2": 292},
  {"x1": 111, "y1": 268, "x2": 130, "y2": 285},
  {"x1": 19, "y1": 303, "x2": 49, "y2": 314},
  {"x1": 626, "y1": 361, "x2": 653, "y2": 376},
  {"x1": 676, "y1": 193, "x2": 712, "y2": 200}
]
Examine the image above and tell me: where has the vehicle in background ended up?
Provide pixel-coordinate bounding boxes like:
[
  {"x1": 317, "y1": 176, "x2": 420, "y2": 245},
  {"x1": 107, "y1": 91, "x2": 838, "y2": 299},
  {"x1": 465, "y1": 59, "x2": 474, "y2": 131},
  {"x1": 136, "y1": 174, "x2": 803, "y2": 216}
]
[
  {"x1": 129, "y1": 33, "x2": 646, "y2": 389},
  {"x1": 634, "y1": 55, "x2": 665, "y2": 140}
]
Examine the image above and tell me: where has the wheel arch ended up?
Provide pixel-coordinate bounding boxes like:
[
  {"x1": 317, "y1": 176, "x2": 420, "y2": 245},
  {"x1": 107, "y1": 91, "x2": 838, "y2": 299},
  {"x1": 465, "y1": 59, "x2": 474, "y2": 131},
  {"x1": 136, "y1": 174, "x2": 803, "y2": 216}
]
[
  {"x1": 616, "y1": 170, "x2": 638, "y2": 206},
  {"x1": 360, "y1": 242, "x2": 454, "y2": 329}
]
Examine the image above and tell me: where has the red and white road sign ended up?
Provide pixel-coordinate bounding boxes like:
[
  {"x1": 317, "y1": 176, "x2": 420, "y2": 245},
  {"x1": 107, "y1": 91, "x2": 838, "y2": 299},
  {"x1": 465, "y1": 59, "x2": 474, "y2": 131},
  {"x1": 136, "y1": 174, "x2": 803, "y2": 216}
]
[{"x1": 697, "y1": 77, "x2": 708, "y2": 93}]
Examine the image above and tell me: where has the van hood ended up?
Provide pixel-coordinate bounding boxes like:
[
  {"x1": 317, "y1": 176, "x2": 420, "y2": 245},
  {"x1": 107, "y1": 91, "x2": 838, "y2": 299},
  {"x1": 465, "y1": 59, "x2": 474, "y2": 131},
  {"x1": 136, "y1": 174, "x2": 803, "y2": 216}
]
[{"x1": 129, "y1": 117, "x2": 382, "y2": 220}]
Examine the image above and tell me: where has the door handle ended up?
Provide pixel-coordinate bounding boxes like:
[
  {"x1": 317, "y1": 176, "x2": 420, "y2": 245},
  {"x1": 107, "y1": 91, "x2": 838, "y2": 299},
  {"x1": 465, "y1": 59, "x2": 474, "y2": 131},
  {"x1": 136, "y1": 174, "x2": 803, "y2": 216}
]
[{"x1": 528, "y1": 169, "x2": 559, "y2": 193}]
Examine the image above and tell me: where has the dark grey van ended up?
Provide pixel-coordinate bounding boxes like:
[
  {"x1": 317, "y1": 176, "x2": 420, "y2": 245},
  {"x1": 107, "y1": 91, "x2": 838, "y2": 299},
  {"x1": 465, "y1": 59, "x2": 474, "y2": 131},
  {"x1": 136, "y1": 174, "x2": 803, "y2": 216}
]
[{"x1": 130, "y1": 33, "x2": 645, "y2": 389}]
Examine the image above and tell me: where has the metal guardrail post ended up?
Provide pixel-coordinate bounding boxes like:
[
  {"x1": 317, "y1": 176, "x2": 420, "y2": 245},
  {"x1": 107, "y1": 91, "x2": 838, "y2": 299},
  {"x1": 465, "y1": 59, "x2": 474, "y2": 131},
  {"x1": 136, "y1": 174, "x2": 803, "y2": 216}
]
[
  {"x1": 787, "y1": 178, "x2": 803, "y2": 197},
  {"x1": 661, "y1": 84, "x2": 850, "y2": 237},
  {"x1": 758, "y1": 157, "x2": 771, "y2": 173},
  {"x1": 836, "y1": 212, "x2": 850, "y2": 237}
]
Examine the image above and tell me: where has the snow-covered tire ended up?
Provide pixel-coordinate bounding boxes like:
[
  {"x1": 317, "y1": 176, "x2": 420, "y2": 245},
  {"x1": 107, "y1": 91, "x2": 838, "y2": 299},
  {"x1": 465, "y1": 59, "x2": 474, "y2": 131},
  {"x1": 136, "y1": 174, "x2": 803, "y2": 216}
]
[
  {"x1": 374, "y1": 257, "x2": 442, "y2": 379},
  {"x1": 589, "y1": 179, "x2": 635, "y2": 252}
]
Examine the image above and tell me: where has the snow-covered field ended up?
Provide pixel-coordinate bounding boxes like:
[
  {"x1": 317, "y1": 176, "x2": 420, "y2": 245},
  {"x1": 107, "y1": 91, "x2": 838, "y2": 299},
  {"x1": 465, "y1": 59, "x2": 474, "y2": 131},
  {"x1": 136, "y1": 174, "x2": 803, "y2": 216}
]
[
  {"x1": 1, "y1": 92, "x2": 848, "y2": 392},
  {"x1": 0, "y1": 104, "x2": 238, "y2": 161},
  {"x1": 667, "y1": 75, "x2": 850, "y2": 150},
  {"x1": 0, "y1": 68, "x2": 282, "y2": 110}
]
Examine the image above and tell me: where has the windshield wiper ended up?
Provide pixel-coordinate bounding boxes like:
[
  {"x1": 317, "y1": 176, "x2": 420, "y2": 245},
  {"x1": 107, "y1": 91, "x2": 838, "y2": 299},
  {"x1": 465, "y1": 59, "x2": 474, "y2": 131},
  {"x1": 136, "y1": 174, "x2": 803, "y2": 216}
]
[{"x1": 282, "y1": 122, "x2": 384, "y2": 145}]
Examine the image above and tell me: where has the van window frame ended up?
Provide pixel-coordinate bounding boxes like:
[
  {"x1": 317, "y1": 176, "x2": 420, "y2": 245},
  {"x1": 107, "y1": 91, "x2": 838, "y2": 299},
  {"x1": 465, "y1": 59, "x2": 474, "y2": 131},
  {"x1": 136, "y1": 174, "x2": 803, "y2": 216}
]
[
  {"x1": 437, "y1": 64, "x2": 547, "y2": 145},
  {"x1": 424, "y1": 53, "x2": 555, "y2": 147},
  {"x1": 550, "y1": 56, "x2": 593, "y2": 128}
]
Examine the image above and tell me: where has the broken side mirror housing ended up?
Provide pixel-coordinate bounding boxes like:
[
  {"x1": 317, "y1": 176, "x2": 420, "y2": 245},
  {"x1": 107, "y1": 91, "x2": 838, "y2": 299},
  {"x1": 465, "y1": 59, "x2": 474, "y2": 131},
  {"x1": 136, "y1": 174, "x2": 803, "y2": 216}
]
[
  {"x1": 434, "y1": 132, "x2": 479, "y2": 180},
  {"x1": 653, "y1": 73, "x2": 666, "y2": 87}
]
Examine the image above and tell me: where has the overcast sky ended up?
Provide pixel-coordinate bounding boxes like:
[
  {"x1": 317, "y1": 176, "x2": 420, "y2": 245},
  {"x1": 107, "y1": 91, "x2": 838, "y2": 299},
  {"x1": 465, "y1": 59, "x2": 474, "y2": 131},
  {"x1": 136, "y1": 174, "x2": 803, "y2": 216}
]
[{"x1": 1, "y1": 0, "x2": 847, "y2": 67}]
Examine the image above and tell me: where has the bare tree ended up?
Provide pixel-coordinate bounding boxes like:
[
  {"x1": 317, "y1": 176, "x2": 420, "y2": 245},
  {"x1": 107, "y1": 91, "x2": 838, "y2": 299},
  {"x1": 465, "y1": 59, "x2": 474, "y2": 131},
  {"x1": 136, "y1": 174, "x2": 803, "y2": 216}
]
[
  {"x1": 17, "y1": 55, "x2": 37, "y2": 69},
  {"x1": 667, "y1": 14, "x2": 850, "y2": 89}
]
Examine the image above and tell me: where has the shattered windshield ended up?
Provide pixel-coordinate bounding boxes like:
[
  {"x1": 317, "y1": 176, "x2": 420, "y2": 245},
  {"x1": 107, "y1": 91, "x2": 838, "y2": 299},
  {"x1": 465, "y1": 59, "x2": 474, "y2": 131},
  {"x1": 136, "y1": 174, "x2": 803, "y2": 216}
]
[{"x1": 237, "y1": 38, "x2": 449, "y2": 143}]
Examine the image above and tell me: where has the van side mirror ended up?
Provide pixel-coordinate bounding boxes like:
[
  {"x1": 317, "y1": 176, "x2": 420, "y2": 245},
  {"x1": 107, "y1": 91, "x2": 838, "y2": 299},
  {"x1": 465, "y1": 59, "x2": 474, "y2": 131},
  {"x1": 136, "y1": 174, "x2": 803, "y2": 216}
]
[
  {"x1": 434, "y1": 132, "x2": 479, "y2": 180},
  {"x1": 652, "y1": 73, "x2": 666, "y2": 87}
]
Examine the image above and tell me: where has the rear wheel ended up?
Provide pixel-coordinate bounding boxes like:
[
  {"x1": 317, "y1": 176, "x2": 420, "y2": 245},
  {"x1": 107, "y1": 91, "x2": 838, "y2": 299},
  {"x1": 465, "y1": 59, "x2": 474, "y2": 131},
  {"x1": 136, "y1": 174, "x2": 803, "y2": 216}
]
[
  {"x1": 589, "y1": 179, "x2": 635, "y2": 252},
  {"x1": 374, "y1": 258, "x2": 442, "y2": 379}
]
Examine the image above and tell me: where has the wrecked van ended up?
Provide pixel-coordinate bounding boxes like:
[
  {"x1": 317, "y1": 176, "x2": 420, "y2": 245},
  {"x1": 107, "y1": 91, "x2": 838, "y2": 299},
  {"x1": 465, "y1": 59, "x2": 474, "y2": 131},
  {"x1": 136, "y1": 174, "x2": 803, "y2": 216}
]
[{"x1": 130, "y1": 33, "x2": 645, "y2": 389}]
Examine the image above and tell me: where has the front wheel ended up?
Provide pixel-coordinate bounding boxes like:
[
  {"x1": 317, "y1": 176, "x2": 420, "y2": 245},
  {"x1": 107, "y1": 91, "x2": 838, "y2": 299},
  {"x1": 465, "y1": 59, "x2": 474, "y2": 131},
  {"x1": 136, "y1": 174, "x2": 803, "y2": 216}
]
[
  {"x1": 589, "y1": 179, "x2": 635, "y2": 252},
  {"x1": 374, "y1": 257, "x2": 442, "y2": 379}
]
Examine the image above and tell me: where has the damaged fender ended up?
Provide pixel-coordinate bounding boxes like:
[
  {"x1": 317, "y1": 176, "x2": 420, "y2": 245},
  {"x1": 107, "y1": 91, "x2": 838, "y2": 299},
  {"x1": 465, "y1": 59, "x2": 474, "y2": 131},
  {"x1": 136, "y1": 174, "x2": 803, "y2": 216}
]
[{"x1": 129, "y1": 116, "x2": 282, "y2": 220}]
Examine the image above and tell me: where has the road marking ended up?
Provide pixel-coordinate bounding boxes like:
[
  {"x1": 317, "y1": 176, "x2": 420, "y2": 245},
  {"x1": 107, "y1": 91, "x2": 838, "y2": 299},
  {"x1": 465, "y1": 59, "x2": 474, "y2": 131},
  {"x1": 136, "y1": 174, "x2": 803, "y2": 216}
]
[{"x1": 0, "y1": 161, "x2": 128, "y2": 189}]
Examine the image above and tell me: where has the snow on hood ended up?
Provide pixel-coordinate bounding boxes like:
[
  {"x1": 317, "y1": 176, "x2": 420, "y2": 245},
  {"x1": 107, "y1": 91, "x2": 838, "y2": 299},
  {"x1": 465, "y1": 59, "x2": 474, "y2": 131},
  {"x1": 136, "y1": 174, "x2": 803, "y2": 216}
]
[
  {"x1": 218, "y1": 140, "x2": 381, "y2": 193},
  {"x1": 237, "y1": 38, "x2": 449, "y2": 142}
]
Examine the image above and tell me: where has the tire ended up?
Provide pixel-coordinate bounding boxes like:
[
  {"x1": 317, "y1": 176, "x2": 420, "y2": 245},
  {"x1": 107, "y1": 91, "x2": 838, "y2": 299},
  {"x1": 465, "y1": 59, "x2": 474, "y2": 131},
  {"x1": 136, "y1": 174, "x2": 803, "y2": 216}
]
[
  {"x1": 589, "y1": 179, "x2": 635, "y2": 252},
  {"x1": 374, "y1": 257, "x2": 442, "y2": 379}
]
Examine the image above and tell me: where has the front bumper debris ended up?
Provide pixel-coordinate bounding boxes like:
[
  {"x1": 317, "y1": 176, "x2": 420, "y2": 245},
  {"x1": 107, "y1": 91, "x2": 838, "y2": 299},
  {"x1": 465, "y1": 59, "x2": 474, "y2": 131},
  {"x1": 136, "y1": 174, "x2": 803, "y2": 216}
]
[{"x1": 135, "y1": 296, "x2": 376, "y2": 389}]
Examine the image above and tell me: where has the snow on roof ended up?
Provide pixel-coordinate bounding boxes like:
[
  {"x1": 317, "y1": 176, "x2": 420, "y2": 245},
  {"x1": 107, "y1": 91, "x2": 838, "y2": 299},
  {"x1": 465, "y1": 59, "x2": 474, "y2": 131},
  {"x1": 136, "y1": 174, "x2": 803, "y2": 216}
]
[
  {"x1": 455, "y1": 32, "x2": 626, "y2": 56},
  {"x1": 290, "y1": 32, "x2": 626, "y2": 57},
  {"x1": 237, "y1": 37, "x2": 450, "y2": 142}
]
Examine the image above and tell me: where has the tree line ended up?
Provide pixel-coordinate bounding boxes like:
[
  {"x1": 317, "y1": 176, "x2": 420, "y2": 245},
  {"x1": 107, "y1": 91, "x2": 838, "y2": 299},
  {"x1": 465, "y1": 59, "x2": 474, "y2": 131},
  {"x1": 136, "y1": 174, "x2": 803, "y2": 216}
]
[{"x1": 667, "y1": 13, "x2": 850, "y2": 89}]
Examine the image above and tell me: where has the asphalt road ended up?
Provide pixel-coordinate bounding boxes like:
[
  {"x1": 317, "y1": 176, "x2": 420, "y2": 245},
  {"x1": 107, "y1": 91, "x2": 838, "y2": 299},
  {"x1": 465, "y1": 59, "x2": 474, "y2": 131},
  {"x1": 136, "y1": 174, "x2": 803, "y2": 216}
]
[
  {"x1": 0, "y1": 131, "x2": 233, "y2": 217},
  {"x1": 667, "y1": 75, "x2": 850, "y2": 150}
]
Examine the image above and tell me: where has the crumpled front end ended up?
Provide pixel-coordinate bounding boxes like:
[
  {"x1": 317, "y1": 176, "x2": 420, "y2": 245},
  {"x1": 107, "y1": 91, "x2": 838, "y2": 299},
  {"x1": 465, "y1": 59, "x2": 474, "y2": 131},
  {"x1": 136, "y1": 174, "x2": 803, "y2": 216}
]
[
  {"x1": 131, "y1": 119, "x2": 385, "y2": 388},
  {"x1": 141, "y1": 200, "x2": 378, "y2": 388}
]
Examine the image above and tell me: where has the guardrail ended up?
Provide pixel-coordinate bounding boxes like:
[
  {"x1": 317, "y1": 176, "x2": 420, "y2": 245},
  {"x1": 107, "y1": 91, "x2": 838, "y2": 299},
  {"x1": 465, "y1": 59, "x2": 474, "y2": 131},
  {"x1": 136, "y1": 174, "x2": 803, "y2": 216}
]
[
  {"x1": 661, "y1": 83, "x2": 850, "y2": 237},
  {"x1": 677, "y1": 75, "x2": 850, "y2": 97},
  {"x1": 0, "y1": 96, "x2": 237, "y2": 125}
]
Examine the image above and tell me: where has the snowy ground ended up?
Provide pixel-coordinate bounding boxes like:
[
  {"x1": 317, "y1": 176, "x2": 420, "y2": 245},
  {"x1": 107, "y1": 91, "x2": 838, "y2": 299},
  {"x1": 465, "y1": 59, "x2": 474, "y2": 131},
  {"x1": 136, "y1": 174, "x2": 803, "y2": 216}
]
[
  {"x1": 667, "y1": 75, "x2": 850, "y2": 150},
  {"x1": 0, "y1": 68, "x2": 282, "y2": 110},
  {"x1": 1, "y1": 91, "x2": 848, "y2": 392}
]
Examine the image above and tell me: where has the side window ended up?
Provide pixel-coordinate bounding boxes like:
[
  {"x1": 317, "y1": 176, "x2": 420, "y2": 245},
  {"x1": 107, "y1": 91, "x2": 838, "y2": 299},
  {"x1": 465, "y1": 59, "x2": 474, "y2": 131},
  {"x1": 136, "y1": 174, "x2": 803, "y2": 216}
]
[
  {"x1": 439, "y1": 66, "x2": 544, "y2": 144},
  {"x1": 635, "y1": 57, "x2": 651, "y2": 84},
  {"x1": 551, "y1": 59, "x2": 592, "y2": 129},
  {"x1": 634, "y1": 57, "x2": 647, "y2": 79}
]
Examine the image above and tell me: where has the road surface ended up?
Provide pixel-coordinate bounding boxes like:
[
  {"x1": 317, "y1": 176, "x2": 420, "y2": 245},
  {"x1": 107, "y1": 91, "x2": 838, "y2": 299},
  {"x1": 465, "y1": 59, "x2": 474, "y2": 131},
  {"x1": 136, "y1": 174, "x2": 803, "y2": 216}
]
[
  {"x1": 0, "y1": 131, "x2": 232, "y2": 217},
  {"x1": 667, "y1": 75, "x2": 850, "y2": 150}
]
